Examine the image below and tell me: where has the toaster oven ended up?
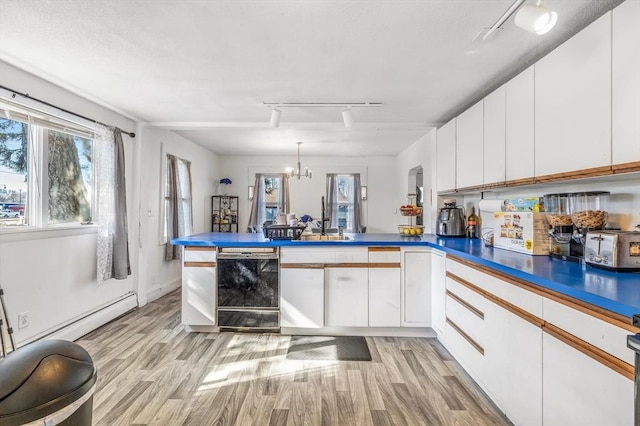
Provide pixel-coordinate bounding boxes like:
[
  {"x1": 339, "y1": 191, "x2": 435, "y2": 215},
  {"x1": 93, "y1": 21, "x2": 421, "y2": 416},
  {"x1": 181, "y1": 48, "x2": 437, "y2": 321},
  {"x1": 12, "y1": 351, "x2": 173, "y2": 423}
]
[{"x1": 584, "y1": 231, "x2": 640, "y2": 271}]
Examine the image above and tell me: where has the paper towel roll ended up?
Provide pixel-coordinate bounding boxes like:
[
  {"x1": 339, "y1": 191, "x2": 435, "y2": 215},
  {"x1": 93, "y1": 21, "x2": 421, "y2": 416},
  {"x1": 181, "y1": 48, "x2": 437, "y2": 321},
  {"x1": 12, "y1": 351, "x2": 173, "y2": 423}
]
[{"x1": 478, "y1": 199, "x2": 506, "y2": 213}]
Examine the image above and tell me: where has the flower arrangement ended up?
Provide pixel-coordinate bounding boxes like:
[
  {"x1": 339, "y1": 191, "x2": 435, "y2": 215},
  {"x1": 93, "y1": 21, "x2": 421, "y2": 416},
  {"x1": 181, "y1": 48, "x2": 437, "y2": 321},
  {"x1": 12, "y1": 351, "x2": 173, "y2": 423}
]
[
  {"x1": 219, "y1": 178, "x2": 232, "y2": 185},
  {"x1": 218, "y1": 178, "x2": 232, "y2": 195}
]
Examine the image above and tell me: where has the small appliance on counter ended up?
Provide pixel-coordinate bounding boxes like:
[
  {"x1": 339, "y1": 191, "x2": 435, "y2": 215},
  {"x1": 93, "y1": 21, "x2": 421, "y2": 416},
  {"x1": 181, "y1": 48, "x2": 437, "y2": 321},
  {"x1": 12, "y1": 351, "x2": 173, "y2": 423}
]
[
  {"x1": 569, "y1": 191, "x2": 610, "y2": 259},
  {"x1": 584, "y1": 230, "x2": 640, "y2": 271},
  {"x1": 436, "y1": 199, "x2": 466, "y2": 237},
  {"x1": 543, "y1": 193, "x2": 582, "y2": 262}
]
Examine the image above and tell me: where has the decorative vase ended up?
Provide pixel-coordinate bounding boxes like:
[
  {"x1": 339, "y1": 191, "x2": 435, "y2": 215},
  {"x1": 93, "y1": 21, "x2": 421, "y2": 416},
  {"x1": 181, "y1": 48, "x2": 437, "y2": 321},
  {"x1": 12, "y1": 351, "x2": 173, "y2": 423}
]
[{"x1": 219, "y1": 183, "x2": 232, "y2": 196}]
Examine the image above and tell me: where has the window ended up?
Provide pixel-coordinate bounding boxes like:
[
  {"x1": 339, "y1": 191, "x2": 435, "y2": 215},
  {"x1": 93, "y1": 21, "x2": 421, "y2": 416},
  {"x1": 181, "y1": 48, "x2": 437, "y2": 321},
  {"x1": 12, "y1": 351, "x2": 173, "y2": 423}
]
[
  {"x1": 163, "y1": 154, "x2": 192, "y2": 244},
  {"x1": 0, "y1": 108, "x2": 94, "y2": 229},
  {"x1": 326, "y1": 173, "x2": 364, "y2": 233},
  {"x1": 263, "y1": 176, "x2": 281, "y2": 223},
  {"x1": 247, "y1": 173, "x2": 289, "y2": 232}
]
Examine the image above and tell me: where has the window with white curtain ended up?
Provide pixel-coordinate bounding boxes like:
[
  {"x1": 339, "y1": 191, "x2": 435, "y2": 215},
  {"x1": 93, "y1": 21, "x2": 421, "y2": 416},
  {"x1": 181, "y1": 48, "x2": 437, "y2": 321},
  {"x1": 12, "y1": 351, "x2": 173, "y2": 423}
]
[
  {"x1": 326, "y1": 173, "x2": 363, "y2": 232},
  {"x1": 163, "y1": 154, "x2": 192, "y2": 244},
  {"x1": 0, "y1": 102, "x2": 94, "y2": 229}
]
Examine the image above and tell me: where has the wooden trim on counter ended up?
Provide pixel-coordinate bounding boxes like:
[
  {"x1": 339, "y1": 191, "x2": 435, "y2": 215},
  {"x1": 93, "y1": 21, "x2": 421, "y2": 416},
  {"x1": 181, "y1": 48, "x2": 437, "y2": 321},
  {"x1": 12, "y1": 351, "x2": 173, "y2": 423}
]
[
  {"x1": 280, "y1": 263, "x2": 324, "y2": 269},
  {"x1": 184, "y1": 246, "x2": 216, "y2": 252},
  {"x1": 447, "y1": 255, "x2": 640, "y2": 332},
  {"x1": 324, "y1": 263, "x2": 370, "y2": 268},
  {"x1": 544, "y1": 323, "x2": 634, "y2": 381},
  {"x1": 368, "y1": 246, "x2": 401, "y2": 252},
  {"x1": 533, "y1": 165, "x2": 612, "y2": 183},
  {"x1": 368, "y1": 263, "x2": 401, "y2": 268},
  {"x1": 504, "y1": 177, "x2": 536, "y2": 187},
  {"x1": 446, "y1": 289, "x2": 484, "y2": 319},
  {"x1": 184, "y1": 261, "x2": 216, "y2": 268},
  {"x1": 446, "y1": 271, "x2": 544, "y2": 328},
  {"x1": 446, "y1": 317, "x2": 485, "y2": 355},
  {"x1": 612, "y1": 160, "x2": 640, "y2": 174}
]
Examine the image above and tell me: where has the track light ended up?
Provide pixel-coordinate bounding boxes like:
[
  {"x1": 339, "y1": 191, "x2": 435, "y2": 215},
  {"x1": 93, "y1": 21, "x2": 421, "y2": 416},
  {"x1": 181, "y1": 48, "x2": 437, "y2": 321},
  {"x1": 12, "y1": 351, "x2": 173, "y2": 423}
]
[
  {"x1": 269, "y1": 107, "x2": 281, "y2": 127},
  {"x1": 342, "y1": 107, "x2": 353, "y2": 128},
  {"x1": 515, "y1": 0, "x2": 558, "y2": 35}
]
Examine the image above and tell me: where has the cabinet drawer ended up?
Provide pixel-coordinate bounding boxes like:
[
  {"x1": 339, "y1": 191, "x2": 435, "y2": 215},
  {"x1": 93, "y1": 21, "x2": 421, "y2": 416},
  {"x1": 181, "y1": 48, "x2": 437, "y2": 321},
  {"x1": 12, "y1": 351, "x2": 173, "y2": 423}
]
[
  {"x1": 543, "y1": 298, "x2": 637, "y2": 365},
  {"x1": 368, "y1": 247, "x2": 401, "y2": 263},
  {"x1": 184, "y1": 246, "x2": 216, "y2": 263},
  {"x1": 447, "y1": 257, "x2": 542, "y2": 317},
  {"x1": 446, "y1": 292, "x2": 485, "y2": 348},
  {"x1": 281, "y1": 247, "x2": 367, "y2": 264}
]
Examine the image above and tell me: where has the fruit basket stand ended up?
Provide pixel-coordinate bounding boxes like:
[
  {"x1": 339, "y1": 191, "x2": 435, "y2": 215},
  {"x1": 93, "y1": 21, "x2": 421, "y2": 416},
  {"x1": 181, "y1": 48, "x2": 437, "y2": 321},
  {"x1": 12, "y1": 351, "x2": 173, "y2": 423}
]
[{"x1": 399, "y1": 194, "x2": 424, "y2": 236}]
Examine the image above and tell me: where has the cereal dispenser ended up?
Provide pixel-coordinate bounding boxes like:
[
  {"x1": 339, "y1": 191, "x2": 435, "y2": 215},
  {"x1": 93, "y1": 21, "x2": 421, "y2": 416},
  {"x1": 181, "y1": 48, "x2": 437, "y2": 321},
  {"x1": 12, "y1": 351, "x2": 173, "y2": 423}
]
[
  {"x1": 543, "y1": 193, "x2": 578, "y2": 260},
  {"x1": 568, "y1": 191, "x2": 610, "y2": 259}
]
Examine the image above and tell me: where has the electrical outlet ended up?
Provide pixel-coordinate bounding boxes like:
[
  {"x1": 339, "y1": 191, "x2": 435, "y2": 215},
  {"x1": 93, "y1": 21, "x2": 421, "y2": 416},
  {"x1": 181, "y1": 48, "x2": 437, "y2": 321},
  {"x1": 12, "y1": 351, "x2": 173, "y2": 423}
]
[{"x1": 18, "y1": 311, "x2": 29, "y2": 329}]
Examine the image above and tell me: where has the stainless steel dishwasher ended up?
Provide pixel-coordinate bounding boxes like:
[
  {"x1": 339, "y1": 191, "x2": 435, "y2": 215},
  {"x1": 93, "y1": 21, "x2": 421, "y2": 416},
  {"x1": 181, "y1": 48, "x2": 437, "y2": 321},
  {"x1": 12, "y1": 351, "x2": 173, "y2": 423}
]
[{"x1": 216, "y1": 247, "x2": 279, "y2": 331}]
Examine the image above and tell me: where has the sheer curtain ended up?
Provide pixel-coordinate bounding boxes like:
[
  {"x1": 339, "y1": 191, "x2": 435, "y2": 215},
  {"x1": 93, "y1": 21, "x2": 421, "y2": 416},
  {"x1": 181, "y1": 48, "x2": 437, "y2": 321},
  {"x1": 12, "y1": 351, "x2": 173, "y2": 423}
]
[
  {"x1": 165, "y1": 155, "x2": 193, "y2": 260},
  {"x1": 95, "y1": 126, "x2": 131, "y2": 281},
  {"x1": 326, "y1": 173, "x2": 364, "y2": 233}
]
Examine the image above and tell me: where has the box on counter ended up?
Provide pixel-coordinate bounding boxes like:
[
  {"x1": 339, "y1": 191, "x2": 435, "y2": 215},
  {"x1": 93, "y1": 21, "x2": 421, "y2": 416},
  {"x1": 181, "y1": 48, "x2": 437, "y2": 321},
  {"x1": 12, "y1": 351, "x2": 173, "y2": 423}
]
[
  {"x1": 493, "y1": 212, "x2": 549, "y2": 255},
  {"x1": 503, "y1": 197, "x2": 544, "y2": 212}
]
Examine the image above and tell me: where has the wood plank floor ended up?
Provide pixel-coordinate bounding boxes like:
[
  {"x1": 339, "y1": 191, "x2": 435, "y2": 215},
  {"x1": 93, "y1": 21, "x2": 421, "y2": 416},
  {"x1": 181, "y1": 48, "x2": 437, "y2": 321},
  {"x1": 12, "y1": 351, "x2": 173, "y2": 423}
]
[{"x1": 77, "y1": 291, "x2": 510, "y2": 425}]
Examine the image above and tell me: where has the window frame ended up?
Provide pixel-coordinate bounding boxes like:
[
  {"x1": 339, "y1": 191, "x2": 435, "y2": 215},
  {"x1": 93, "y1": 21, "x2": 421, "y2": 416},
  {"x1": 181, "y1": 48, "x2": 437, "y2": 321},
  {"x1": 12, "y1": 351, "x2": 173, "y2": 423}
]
[{"x1": 159, "y1": 144, "x2": 193, "y2": 245}]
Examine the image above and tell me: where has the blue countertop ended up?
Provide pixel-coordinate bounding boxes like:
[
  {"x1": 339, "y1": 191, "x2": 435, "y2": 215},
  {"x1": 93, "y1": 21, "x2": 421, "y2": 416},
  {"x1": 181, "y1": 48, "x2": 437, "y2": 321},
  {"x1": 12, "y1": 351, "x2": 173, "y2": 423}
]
[{"x1": 172, "y1": 232, "x2": 640, "y2": 320}]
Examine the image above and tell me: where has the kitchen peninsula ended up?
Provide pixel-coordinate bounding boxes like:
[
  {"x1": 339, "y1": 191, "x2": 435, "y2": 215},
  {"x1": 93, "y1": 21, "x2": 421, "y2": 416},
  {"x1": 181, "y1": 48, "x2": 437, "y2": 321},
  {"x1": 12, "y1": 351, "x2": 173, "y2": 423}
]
[{"x1": 173, "y1": 231, "x2": 640, "y2": 425}]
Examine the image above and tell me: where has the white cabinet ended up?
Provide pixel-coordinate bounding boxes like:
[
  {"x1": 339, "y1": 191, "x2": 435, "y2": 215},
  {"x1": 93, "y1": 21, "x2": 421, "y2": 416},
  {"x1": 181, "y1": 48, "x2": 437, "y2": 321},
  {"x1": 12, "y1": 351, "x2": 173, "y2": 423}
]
[
  {"x1": 612, "y1": 0, "x2": 640, "y2": 166},
  {"x1": 430, "y1": 250, "x2": 446, "y2": 339},
  {"x1": 535, "y1": 12, "x2": 612, "y2": 176},
  {"x1": 436, "y1": 118, "x2": 456, "y2": 192},
  {"x1": 543, "y1": 332, "x2": 634, "y2": 426},
  {"x1": 325, "y1": 266, "x2": 368, "y2": 327},
  {"x1": 456, "y1": 100, "x2": 484, "y2": 189},
  {"x1": 483, "y1": 86, "x2": 506, "y2": 185},
  {"x1": 181, "y1": 247, "x2": 217, "y2": 327},
  {"x1": 368, "y1": 267, "x2": 401, "y2": 327},
  {"x1": 402, "y1": 250, "x2": 431, "y2": 326},
  {"x1": 505, "y1": 66, "x2": 535, "y2": 182},
  {"x1": 280, "y1": 267, "x2": 324, "y2": 328}
]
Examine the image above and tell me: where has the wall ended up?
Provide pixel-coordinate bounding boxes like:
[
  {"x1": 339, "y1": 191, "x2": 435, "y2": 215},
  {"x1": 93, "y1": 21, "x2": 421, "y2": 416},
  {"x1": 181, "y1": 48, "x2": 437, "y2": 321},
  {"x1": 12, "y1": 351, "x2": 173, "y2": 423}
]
[
  {"x1": 394, "y1": 131, "x2": 435, "y2": 233},
  {"x1": 0, "y1": 61, "x2": 138, "y2": 346},
  {"x1": 218, "y1": 155, "x2": 397, "y2": 233},
  {"x1": 137, "y1": 127, "x2": 219, "y2": 304}
]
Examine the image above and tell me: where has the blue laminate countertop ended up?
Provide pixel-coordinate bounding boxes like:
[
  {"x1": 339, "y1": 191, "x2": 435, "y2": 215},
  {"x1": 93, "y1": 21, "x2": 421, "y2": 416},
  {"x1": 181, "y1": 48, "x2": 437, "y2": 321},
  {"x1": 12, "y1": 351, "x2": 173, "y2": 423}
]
[{"x1": 172, "y1": 232, "x2": 640, "y2": 320}]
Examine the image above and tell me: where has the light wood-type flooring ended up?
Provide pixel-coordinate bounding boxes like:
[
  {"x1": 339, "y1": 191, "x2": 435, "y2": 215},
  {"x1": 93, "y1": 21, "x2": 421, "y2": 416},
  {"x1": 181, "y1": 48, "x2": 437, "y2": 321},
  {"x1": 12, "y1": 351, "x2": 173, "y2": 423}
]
[{"x1": 77, "y1": 291, "x2": 510, "y2": 425}]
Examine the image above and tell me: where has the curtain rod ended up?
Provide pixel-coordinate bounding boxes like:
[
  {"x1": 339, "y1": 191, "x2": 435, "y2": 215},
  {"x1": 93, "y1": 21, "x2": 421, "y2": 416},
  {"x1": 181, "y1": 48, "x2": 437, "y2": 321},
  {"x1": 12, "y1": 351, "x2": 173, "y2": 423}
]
[{"x1": 0, "y1": 84, "x2": 136, "y2": 138}]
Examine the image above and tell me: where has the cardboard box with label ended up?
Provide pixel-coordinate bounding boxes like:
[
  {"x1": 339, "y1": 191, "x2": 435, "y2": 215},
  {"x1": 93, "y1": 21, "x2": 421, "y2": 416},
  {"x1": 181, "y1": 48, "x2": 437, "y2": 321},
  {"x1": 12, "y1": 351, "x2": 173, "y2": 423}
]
[{"x1": 493, "y1": 212, "x2": 549, "y2": 255}]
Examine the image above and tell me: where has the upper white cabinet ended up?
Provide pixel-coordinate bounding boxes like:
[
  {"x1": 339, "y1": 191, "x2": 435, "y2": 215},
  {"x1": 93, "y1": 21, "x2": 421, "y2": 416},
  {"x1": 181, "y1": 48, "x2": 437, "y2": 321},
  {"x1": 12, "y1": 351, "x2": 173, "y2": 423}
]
[
  {"x1": 436, "y1": 118, "x2": 456, "y2": 192},
  {"x1": 483, "y1": 86, "x2": 506, "y2": 185},
  {"x1": 612, "y1": 0, "x2": 640, "y2": 166},
  {"x1": 535, "y1": 12, "x2": 612, "y2": 176},
  {"x1": 456, "y1": 100, "x2": 484, "y2": 189},
  {"x1": 505, "y1": 66, "x2": 535, "y2": 182}
]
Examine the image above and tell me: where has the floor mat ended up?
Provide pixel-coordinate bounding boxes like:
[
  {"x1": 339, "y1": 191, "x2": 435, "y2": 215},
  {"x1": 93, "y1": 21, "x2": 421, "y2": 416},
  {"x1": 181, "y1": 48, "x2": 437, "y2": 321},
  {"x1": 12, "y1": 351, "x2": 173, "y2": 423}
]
[{"x1": 286, "y1": 335, "x2": 372, "y2": 361}]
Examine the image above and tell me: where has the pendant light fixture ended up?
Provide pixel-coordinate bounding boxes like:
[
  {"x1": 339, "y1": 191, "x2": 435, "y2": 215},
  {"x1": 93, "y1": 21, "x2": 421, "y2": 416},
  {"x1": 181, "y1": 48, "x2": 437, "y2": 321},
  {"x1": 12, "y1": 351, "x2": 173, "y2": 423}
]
[
  {"x1": 286, "y1": 142, "x2": 312, "y2": 179},
  {"x1": 514, "y1": 0, "x2": 558, "y2": 35}
]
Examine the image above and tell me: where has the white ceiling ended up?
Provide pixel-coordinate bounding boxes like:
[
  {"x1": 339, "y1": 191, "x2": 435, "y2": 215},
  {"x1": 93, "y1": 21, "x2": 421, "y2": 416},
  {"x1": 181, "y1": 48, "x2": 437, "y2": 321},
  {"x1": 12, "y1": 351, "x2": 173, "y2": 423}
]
[{"x1": 0, "y1": 0, "x2": 623, "y2": 157}]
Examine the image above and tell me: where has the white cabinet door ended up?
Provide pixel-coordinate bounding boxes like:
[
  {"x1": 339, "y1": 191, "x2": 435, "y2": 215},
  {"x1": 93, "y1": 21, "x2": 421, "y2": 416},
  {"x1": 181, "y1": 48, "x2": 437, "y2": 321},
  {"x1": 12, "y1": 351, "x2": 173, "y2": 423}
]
[
  {"x1": 325, "y1": 267, "x2": 368, "y2": 327},
  {"x1": 543, "y1": 332, "x2": 634, "y2": 426},
  {"x1": 505, "y1": 66, "x2": 535, "y2": 182},
  {"x1": 535, "y1": 12, "x2": 612, "y2": 176},
  {"x1": 456, "y1": 100, "x2": 484, "y2": 189},
  {"x1": 483, "y1": 86, "x2": 506, "y2": 185},
  {"x1": 403, "y1": 250, "x2": 431, "y2": 325},
  {"x1": 430, "y1": 250, "x2": 446, "y2": 338},
  {"x1": 436, "y1": 118, "x2": 456, "y2": 192},
  {"x1": 280, "y1": 267, "x2": 324, "y2": 328},
  {"x1": 612, "y1": 0, "x2": 640, "y2": 166},
  {"x1": 182, "y1": 247, "x2": 216, "y2": 326},
  {"x1": 368, "y1": 267, "x2": 400, "y2": 327}
]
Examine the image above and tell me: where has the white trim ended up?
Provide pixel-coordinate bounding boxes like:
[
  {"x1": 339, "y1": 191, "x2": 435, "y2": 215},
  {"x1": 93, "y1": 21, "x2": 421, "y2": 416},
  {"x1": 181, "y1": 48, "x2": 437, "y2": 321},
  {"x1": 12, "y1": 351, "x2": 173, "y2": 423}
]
[
  {"x1": 146, "y1": 277, "x2": 181, "y2": 304},
  {"x1": 0, "y1": 224, "x2": 97, "y2": 243}
]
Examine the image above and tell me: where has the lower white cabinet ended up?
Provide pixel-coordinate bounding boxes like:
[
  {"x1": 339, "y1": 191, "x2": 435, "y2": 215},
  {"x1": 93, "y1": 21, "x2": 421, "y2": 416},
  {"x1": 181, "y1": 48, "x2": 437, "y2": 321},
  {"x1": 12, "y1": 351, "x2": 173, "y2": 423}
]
[
  {"x1": 280, "y1": 267, "x2": 324, "y2": 328},
  {"x1": 542, "y1": 332, "x2": 634, "y2": 426},
  {"x1": 368, "y1": 267, "x2": 401, "y2": 327},
  {"x1": 403, "y1": 250, "x2": 432, "y2": 326},
  {"x1": 181, "y1": 247, "x2": 217, "y2": 327},
  {"x1": 325, "y1": 266, "x2": 369, "y2": 327}
]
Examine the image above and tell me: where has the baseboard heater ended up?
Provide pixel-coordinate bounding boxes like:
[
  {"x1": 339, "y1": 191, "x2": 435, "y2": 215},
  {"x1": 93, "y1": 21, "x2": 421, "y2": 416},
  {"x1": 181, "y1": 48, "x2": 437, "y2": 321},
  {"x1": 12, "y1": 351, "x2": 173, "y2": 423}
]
[{"x1": 18, "y1": 292, "x2": 138, "y2": 347}]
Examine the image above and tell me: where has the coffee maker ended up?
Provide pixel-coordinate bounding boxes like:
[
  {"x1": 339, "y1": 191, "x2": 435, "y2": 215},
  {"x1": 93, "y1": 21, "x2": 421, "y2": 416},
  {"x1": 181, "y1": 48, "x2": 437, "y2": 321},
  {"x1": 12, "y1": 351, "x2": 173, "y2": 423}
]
[{"x1": 436, "y1": 199, "x2": 466, "y2": 237}]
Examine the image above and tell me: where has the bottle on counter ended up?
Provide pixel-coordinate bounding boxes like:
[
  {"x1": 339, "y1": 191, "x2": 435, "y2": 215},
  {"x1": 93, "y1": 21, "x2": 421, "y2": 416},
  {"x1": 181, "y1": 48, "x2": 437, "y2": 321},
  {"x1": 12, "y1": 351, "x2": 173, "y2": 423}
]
[{"x1": 467, "y1": 206, "x2": 479, "y2": 239}]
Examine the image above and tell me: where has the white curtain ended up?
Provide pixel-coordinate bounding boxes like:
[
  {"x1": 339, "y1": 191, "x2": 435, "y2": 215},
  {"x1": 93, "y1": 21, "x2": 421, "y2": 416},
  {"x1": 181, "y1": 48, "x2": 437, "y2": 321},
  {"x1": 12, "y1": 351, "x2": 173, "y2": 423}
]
[
  {"x1": 95, "y1": 125, "x2": 131, "y2": 281},
  {"x1": 326, "y1": 173, "x2": 364, "y2": 233},
  {"x1": 165, "y1": 155, "x2": 193, "y2": 261}
]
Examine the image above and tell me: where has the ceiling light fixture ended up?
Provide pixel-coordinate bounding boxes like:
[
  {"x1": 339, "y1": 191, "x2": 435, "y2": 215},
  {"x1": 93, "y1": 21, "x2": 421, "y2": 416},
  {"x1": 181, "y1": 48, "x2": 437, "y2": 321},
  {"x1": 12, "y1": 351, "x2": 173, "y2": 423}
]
[
  {"x1": 269, "y1": 107, "x2": 281, "y2": 127},
  {"x1": 479, "y1": 0, "x2": 526, "y2": 41},
  {"x1": 515, "y1": 0, "x2": 558, "y2": 35},
  {"x1": 286, "y1": 142, "x2": 312, "y2": 180},
  {"x1": 342, "y1": 107, "x2": 353, "y2": 128}
]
